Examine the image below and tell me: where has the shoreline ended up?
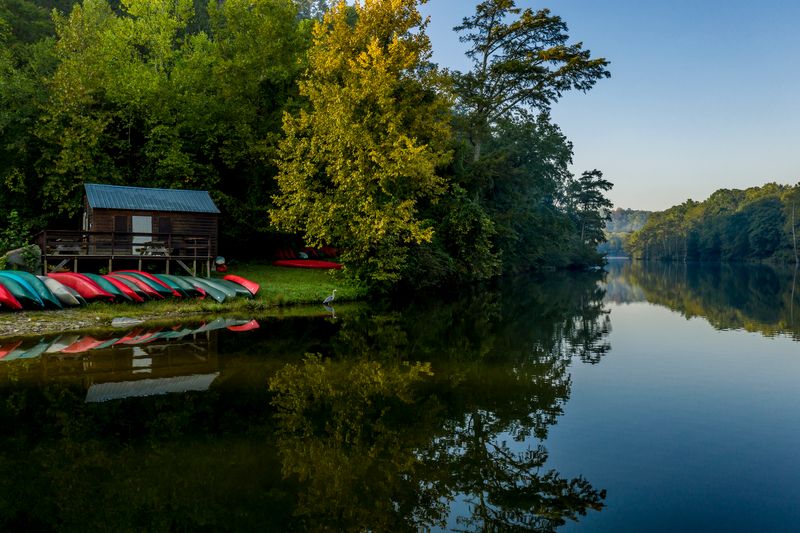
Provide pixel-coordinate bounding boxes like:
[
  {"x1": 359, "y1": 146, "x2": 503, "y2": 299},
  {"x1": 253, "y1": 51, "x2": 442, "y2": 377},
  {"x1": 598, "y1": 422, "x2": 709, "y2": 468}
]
[{"x1": 0, "y1": 264, "x2": 364, "y2": 340}]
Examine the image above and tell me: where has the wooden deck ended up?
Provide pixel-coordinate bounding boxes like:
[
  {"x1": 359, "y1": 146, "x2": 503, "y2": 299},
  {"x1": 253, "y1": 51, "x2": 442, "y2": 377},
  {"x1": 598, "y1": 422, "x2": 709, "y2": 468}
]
[{"x1": 36, "y1": 230, "x2": 215, "y2": 276}]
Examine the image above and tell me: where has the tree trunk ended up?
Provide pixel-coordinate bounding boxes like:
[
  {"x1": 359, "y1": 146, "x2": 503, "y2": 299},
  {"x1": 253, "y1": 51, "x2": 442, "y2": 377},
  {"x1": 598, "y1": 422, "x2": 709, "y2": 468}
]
[
  {"x1": 472, "y1": 139, "x2": 482, "y2": 162},
  {"x1": 792, "y1": 202, "x2": 798, "y2": 264},
  {"x1": 792, "y1": 264, "x2": 797, "y2": 325}
]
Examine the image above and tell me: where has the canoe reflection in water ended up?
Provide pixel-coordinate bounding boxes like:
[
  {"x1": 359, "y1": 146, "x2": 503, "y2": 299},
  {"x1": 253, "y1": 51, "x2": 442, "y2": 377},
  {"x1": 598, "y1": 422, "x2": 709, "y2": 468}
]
[{"x1": 0, "y1": 318, "x2": 259, "y2": 402}]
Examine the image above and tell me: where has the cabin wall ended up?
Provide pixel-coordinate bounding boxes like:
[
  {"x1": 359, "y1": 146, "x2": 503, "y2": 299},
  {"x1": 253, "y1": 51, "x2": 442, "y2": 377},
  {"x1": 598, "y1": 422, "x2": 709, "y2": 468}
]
[{"x1": 89, "y1": 208, "x2": 219, "y2": 256}]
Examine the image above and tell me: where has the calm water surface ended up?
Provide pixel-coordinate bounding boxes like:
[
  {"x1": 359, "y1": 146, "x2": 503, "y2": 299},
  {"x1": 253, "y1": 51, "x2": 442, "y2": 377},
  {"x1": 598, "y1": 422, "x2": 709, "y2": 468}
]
[{"x1": 0, "y1": 260, "x2": 798, "y2": 531}]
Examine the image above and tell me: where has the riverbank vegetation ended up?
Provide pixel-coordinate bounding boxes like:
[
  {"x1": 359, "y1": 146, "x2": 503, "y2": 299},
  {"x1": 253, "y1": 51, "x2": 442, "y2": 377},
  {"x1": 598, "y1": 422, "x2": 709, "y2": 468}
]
[
  {"x1": 626, "y1": 183, "x2": 800, "y2": 263},
  {"x1": 1, "y1": 0, "x2": 612, "y2": 292}
]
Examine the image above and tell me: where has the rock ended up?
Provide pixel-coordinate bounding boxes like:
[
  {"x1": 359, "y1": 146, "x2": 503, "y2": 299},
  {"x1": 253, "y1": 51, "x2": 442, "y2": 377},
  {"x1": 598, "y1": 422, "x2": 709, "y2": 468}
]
[{"x1": 111, "y1": 317, "x2": 144, "y2": 327}]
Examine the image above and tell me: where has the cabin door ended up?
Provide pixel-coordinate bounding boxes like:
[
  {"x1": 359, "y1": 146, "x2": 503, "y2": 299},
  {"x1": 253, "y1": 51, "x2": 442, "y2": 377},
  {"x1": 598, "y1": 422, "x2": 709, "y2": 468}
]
[{"x1": 132, "y1": 215, "x2": 152, "y2": 255}]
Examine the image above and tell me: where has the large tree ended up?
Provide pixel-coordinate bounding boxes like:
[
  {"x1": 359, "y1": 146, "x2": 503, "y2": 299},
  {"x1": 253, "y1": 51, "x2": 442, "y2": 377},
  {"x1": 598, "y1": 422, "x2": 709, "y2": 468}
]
[
  {"x1": 453, "y1": 0, "x2": 610, "y2": 161},
  {"x1": 271, "y1": 0, "x2": 452, "y2": 288}
]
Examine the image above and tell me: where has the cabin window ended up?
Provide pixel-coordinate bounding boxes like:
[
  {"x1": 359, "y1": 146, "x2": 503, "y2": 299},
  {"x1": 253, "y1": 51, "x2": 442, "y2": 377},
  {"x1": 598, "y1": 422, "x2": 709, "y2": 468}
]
[
  {"x1": 158, "y1": 217, "x2": 172, "y2": 236},
  {"x1": 114, "y1": 216, "x2": 127, "y2": 233}
]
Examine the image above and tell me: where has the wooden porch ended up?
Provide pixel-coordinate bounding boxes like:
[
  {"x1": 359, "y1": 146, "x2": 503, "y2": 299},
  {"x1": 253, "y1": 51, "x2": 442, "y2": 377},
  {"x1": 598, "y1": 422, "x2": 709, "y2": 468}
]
[{"x1": 36, "y1": 230, "x2": 215, "y2": 276}]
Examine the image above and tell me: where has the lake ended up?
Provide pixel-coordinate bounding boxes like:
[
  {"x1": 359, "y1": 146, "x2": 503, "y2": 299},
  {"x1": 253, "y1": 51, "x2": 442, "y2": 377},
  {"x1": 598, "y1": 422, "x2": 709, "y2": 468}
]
[{"x1": 0, "y1": 260, "x2": 798, "y2": 531}]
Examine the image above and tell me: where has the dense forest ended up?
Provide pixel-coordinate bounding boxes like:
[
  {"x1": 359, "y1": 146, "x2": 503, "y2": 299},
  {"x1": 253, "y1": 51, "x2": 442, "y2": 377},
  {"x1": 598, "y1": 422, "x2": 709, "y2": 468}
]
[
  {"x1": 626, "y1": 183, "x2": 800, "y2": 264},
  {"x1": 597, "y1": 207, "x2": 650, "y2": 256},
  {"x1": 0, "y1": 0, "x2": 613, "y2": 290}
]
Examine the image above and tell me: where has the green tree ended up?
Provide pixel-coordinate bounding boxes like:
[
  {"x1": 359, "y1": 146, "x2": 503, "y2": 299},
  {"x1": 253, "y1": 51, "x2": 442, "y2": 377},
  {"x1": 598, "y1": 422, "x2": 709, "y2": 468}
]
[
  {"x1": 453, "y1": 0, "x2": 609, "y2": 161},
  {"x1": 568, "y1": 169, "x2": 613, "y2": 248},
  {"x1": 271, "y1": 0, "x2": 452, "y2": 289},
  {"x1": 293, "y1": 0, "x2": 332, "y2": 20},
  {"x1": 0, "y1": 6, "x2": 56, "y2": 228}
]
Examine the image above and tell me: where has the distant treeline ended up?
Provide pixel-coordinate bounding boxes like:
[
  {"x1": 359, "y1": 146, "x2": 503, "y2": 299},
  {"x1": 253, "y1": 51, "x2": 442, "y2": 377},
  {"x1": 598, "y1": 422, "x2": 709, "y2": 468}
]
[
  {"x1": 0, "y1": 0, "x2": 614, "y2": 290},
  {"x1": 597, "y1": 208, "x2": 650, "y2": 257},
  {"x1": 626, "y1": 183, "x2": 800, "y2": 263}
]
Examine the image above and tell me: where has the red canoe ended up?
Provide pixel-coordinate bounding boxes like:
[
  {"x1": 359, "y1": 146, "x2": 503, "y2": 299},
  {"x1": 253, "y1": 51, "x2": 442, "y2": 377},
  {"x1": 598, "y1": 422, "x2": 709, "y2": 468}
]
[
  {"x1": 272, "y1": 260, "x2": 342, "y2": 270},
  {"x1": 107, "y1": 274, "x2": 163, "y2": 299},
  {"x1": 0, "y1": 283, "x2": 23, "y2": 311},
  {"x1": 61, "y1": 336, "x2": 106, "y2": 354},
  {"x1": 0, "y1": 341, "x2": 23, "y2": 359},
  {"x1": 102, "y1": 275, "x2": 145, "y2": 303},
  {"x1": 47, "y1": 272, "x2": 114, "y2": 301},
  {"x1": 223, "y1": 275, "x2": 260, "y2": 295},
  {"x1": 112, "y1": 270, "x2": 181, "y2": 297},
  {"x1": 227, "y1": 319, "x2": 260, "y2": 332}
]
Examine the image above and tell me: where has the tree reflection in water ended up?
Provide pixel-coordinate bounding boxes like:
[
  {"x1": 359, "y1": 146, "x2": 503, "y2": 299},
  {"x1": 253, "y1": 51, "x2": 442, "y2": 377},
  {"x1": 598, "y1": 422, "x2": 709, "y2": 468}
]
[
  {"x1": 0, "y1": 272, "x2": 610, "y2": 531},
  {"x1": 611, "y1": 260, "x2": 800, "y2": 340},
  {"x1": 270, "y1": 272, "x2": 609, "y2": 531}
]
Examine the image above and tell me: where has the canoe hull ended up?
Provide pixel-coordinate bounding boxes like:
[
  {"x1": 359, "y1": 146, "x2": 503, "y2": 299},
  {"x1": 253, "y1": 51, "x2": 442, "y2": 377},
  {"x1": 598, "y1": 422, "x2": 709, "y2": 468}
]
[
  {"x1": 223, "y1": 275, "x2": 260, "y2": 296},
  {"x1": 47, "y1": 273, "x2": 114, "y2": 301}
]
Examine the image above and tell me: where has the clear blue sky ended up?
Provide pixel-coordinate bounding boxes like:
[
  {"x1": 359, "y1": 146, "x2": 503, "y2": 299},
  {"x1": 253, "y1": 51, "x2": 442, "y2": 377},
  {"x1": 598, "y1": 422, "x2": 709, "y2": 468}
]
[{"x1": 418, "y1": 0, "x2": 800, "y2": 211}]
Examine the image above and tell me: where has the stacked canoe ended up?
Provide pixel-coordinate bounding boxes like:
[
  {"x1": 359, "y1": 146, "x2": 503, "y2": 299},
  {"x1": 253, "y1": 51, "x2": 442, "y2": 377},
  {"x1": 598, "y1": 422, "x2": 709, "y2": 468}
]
[{"x1": 0, "y1": 270, "x2": 260, "y2": 311}]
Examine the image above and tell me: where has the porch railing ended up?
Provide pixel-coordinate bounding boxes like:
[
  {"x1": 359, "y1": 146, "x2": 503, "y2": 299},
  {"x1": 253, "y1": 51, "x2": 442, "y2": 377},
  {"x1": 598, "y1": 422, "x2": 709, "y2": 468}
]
[{"x1": 35, "y1": 230, "x2": 213, "y2": 258}]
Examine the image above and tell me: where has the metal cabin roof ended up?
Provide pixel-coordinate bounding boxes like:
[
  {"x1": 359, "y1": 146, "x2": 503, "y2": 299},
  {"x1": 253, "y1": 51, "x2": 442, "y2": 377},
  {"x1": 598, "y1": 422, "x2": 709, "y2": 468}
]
[{"x1": 84, "y1": 183, "x2": 220, "y2": 214}]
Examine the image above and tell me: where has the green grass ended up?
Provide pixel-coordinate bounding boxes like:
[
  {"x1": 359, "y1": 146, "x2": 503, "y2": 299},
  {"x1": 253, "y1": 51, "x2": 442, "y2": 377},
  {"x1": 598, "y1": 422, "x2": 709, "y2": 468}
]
[{"x1": 229, "y1": 262, "x2": 363, "y2": 305}]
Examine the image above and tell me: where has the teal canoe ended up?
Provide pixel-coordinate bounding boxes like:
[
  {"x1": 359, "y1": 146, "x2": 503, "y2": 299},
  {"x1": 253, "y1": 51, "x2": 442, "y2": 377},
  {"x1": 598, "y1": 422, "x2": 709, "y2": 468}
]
[
  {"x1": 159, "y1": 274, "x2": 202, "y2": 297},
  {"x1": 81, "y1": 273, "x2": 132, "y2": 302},
  {"x1": 212, "y1": 278, "x2": 253, "y2": 299},
  {"x1": 112, "y1": 272, "x2": 173, "y2": 297},
  {"x1": 0, "y1": 273, "x2": 44, "y2": 308},
  {"x1": 192, "y1": 277, "x2": 236, "y2": 298},
  {"x1": 152, "y1": 274, "x2": 190, "y2": 298},
  {"x1": 2, "y1": 271, "x2": 62, "y2": 309},
  {"x1": 0, "y1": 270, "x2": 54, "y2": 309},
  {"x1": 185, "y1": 278, "x2": 226, "y2": 303}
]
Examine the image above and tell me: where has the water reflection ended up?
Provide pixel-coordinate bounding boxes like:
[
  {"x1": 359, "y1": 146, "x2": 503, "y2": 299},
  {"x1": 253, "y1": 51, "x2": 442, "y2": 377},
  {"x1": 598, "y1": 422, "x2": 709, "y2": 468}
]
[
  {"x1": 0, "y1": 319, "x2": 258, "y2": 403},
  {"x1": 0, "y1": 273, "x2": 610, "y2": 531},
  {"x1": 607, "y1": 260, "x2": 800, "y2": 339},
  {"x1": 270, "y1": 273, "x2": 610, "y2": 531}
]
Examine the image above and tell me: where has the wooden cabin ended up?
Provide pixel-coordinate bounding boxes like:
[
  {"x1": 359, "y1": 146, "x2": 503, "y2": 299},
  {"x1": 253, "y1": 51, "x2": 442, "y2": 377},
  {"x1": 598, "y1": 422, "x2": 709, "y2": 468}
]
[{"x1": 37, "y1": 183, "x2": 221, "y2": 275}]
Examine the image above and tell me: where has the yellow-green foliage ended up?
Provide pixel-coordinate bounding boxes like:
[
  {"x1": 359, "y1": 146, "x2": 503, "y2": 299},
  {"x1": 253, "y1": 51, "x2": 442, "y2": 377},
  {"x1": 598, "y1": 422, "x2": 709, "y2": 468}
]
[{"x1": 271, "y1": 0, "x2": 452, "y2": 288}]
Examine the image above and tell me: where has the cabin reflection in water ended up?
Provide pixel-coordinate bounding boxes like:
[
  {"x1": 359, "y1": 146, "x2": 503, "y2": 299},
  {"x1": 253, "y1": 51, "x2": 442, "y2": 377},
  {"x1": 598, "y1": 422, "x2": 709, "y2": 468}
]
[{"x1": 0, "y1": 318, "x2": 258, "y2": 402}]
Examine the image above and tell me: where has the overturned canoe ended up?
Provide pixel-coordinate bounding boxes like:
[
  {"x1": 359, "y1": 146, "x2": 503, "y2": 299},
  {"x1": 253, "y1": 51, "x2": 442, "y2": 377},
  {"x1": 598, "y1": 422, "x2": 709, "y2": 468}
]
[
  {"x1": 223, "y1": 274, "x2": 260, "y2": 296},
  {"x1": 47, "y1": 272, "x2": 114, "y2": 301},
  {"x1": 82, "y1": 273, "x2": 132, "y2": 302},
  {"x1": 112, "y1": 270, "x2": 181, "y2": 297},
  {"x1": 185, "y1": 278, "x2": 226, "y2": 303},
  {"x1": 39, "y1": 276, "x2": 82, "y2": 307},
  {"x1": 272, "y1": 259, "x2": 342, "y2": 270},
  {"x1": 2, "y1": 271, "x2": 61, "y2": 309},
  {"x1": 0, "y1": 273, "x2": 45, "y2": 308},
  {"x1": 0, "y1": 282, "x2": 23, "y2": 311},
  {"x1": 101, "y1": 275, "x2": 145, "y2": 302},
  {"x1": 106, "y1": 274, "x2": 163, "y2": 299}
]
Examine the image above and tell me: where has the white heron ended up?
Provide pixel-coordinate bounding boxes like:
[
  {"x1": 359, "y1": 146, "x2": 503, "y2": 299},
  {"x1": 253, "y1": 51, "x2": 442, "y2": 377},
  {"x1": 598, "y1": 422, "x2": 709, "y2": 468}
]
[{"x1": 323, "y1": 289, "x2": 337, "y2": 305}]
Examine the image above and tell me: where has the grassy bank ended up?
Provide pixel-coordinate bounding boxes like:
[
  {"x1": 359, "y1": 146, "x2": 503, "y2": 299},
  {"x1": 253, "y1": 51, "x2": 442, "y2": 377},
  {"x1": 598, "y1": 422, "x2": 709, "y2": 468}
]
[{"x1": 0, "y1": 263, "x2": 365, "y2": 338}]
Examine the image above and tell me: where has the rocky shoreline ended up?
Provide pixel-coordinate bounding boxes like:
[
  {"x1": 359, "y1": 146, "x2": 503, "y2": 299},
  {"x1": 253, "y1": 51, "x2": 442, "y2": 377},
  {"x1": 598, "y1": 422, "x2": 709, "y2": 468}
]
[{"x1": 0, "y1": 310, "x2": 201, "y2": 339}]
